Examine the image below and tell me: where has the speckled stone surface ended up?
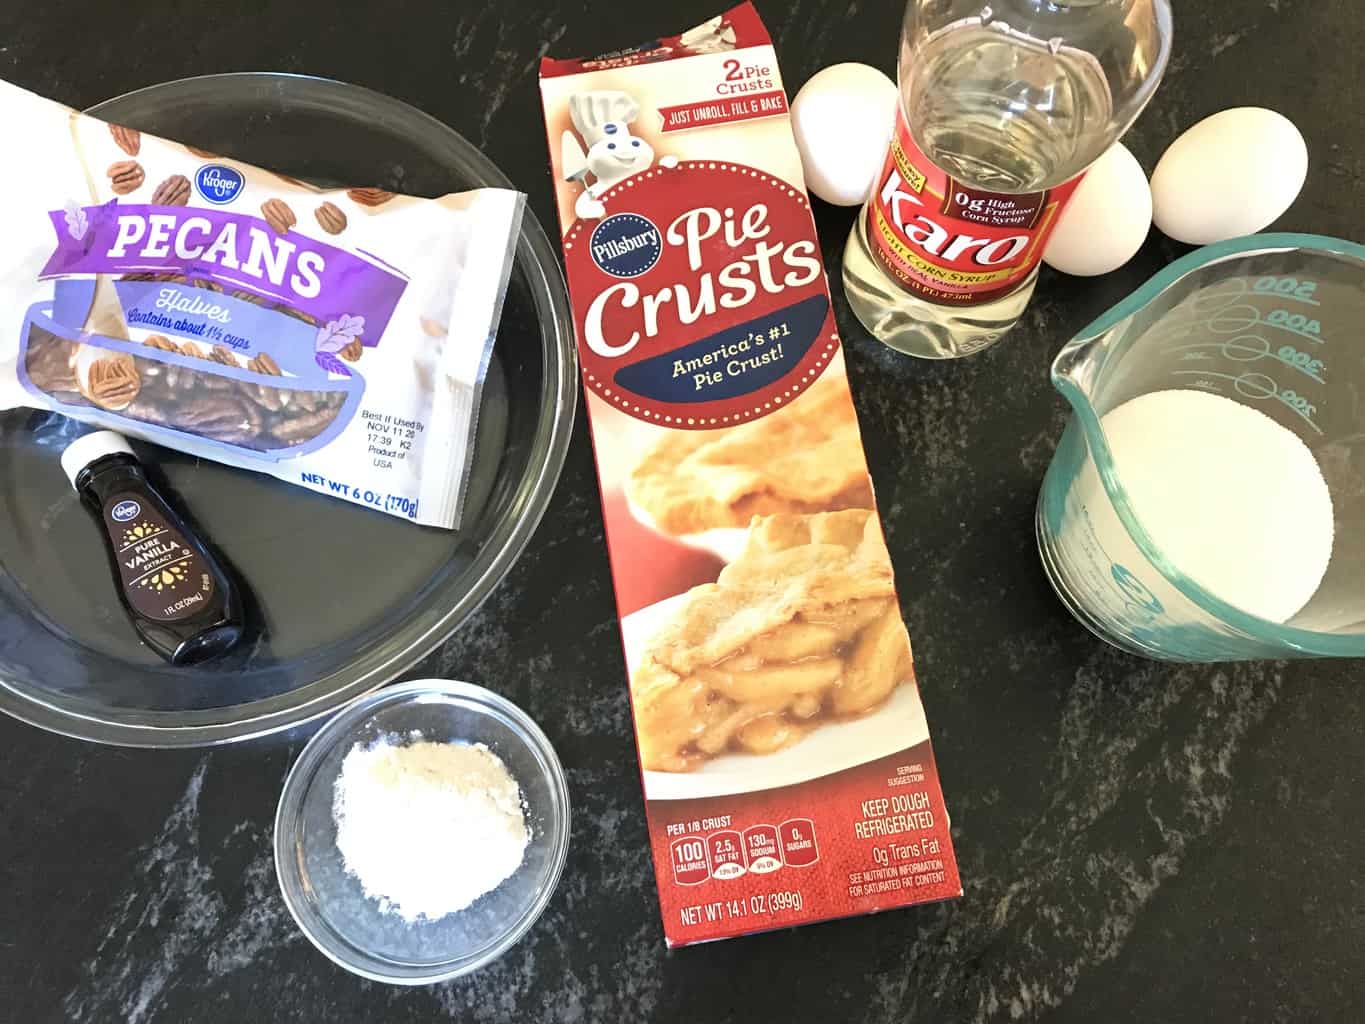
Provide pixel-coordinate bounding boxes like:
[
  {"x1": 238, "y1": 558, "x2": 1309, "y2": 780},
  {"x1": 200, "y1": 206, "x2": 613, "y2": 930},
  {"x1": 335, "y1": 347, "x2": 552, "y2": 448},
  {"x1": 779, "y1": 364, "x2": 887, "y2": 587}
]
[{"x1": 1, "y1": 2, "x2": 1363, "y2": 1021}]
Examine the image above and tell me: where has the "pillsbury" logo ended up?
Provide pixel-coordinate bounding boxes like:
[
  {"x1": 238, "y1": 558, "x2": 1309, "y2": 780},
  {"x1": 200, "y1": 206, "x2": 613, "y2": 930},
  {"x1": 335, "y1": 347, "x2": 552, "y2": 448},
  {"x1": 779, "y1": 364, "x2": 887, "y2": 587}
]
[
  {"x1": 589, "y1": 213, "x2": 662, "y2": 278},
  {"x1": 111, "y1": 499, "x2": 142, "y2": 522},
  {"x1": 195, "y1": 164, "x2": 245, "y2": 206}
]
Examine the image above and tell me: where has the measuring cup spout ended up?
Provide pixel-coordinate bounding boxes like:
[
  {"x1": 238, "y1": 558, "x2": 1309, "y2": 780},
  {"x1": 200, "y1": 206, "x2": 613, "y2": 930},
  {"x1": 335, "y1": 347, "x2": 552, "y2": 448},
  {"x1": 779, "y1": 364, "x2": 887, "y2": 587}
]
[
  {"x1": 1049, "y1": 263, "x2": 1166, "y2": 415},
  {"x1": 1049, "y1": 319, "x2": 1123, "y2": 413}
]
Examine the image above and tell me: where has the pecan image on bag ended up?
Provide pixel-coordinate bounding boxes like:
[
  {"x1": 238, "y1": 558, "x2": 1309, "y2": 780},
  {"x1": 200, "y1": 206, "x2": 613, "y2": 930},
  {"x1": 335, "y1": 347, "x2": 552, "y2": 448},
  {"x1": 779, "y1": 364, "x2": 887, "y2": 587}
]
[
  {"x1": 109, "y1": 124, "x2": 140, "y2": 156},
  {"x1": 261, "y1": 198, "x2": 296, "y2": 235},
  {"x1": 315, "y1": 201, "x2": 347, "y2": 235},
  {"x1": 247, "y1": 353, "x2": 287, "y2": 412},
  {"x1": 151, "y1": 174, "x2": 191, "y2": 206},
  {"x1": 143, "y1": 334, "x2": 179, "y2": 352},
  {"x1": 176, "y1": 394, "x2": 264, "y2": 445},
  {"x1": 107, "y1": 160, "x2": 144, "y2": 195},
  {"x1": 75, "y1": 348, "x2": 141, "y2": 411},
  {"x1": 271, "y1": 403, "x2": 342, "y2": 444},
  {"x1": 208, "y1": 345, "x2": 240, "y2": 368},
  {"x1": 346, "y1": 187, "x2": 394, "y2": 207},
  {"x1": 248, "y1": 352, "x2": 281, "y2": 375}
]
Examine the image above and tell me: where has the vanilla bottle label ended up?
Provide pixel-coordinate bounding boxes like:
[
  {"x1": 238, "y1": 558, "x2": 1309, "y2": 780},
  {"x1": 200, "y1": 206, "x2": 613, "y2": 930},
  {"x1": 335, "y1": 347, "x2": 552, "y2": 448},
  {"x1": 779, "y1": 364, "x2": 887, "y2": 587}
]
[{"x1": 103, "y1": 492, "x2": 214, "y2": 622}]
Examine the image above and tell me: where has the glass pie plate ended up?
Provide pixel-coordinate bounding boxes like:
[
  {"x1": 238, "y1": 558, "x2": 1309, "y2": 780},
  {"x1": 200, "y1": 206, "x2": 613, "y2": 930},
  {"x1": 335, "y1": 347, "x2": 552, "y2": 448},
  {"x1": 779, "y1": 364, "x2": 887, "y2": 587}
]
[{"x1": 0, "y1": 74, "x2": 576, "y2": 745}]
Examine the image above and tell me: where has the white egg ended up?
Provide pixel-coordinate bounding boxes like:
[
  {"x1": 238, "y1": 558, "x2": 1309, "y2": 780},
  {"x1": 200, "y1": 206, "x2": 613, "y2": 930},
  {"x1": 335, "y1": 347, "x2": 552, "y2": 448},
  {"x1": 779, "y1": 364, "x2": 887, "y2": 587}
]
[
  {"x1": 1151, "y1": 107, "x2": 1308, "y2": 245},
  {"x1": 791, "y1": 63, "x2": 898, "y2": 206},
  {"x1": 1043, "y1": 142, "x2": 1152, "y2": 277}
]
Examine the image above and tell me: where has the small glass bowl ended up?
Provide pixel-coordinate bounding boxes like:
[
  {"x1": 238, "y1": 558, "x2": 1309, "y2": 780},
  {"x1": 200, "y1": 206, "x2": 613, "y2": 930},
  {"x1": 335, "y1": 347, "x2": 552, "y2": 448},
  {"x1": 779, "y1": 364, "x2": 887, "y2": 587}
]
[{"x1": 274, "y1": 680, "x2": 570, "y2": 984}]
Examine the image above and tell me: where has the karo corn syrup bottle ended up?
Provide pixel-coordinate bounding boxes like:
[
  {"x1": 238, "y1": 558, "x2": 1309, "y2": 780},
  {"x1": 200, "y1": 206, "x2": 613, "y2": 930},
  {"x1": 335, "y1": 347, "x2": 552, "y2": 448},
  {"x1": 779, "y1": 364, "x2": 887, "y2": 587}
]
[{"x1": 843, "y1": 0, "x2": 1172, "y2": 358}]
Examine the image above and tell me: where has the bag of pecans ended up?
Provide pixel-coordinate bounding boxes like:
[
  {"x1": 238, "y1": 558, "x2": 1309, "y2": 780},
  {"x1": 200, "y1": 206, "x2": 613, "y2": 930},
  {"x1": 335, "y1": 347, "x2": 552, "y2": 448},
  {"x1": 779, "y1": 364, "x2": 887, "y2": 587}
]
[{"x1": 0, "y1": 78, "x2": 524, "y2": 528}]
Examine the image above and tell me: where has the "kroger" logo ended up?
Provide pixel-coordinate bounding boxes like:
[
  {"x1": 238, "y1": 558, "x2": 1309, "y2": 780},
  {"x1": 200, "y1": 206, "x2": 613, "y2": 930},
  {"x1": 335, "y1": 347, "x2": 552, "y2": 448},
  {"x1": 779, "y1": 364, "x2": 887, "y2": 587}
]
[
  {"x1": 589, "y1": 213, "x2": 662, "y2": 279},
  {"x1": 111, "y1": 499, "x2": 142, "y2": 523},
  {"x1": 195, "y1": 164, "x2": 245, "y2": 205}
]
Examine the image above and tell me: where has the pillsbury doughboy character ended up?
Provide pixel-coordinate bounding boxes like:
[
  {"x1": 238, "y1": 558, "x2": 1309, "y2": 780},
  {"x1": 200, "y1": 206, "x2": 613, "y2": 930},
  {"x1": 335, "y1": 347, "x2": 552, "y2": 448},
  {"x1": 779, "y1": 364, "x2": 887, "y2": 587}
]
[{"x1": 561, "y1": 90, "x2": 678, "y2": 220}]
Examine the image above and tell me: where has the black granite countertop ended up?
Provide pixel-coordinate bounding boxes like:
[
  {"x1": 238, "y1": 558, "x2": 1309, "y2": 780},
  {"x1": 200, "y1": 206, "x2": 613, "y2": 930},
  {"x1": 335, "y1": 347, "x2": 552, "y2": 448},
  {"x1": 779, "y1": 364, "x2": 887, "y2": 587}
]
[{"x1": 1, "y1": 1, "x2": 1362, "y2": 1021}]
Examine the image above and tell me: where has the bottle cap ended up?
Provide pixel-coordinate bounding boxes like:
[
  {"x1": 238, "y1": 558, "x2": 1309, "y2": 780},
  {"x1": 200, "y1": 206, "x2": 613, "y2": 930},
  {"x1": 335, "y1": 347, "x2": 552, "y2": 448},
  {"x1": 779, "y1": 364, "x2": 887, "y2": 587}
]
[{"x1": 61, "y1": 431, "x2": 135, "y2": 488}]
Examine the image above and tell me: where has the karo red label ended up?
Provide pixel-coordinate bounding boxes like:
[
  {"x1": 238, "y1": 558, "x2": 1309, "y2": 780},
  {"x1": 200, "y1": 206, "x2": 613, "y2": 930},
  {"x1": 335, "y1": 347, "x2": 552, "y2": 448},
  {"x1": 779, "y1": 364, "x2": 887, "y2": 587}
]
[
  {"x1": 866, "y1": 105, "x2": 1085, "y2": 305},
  {"x1": 561, "y1": 160, "x2": 839, "y2": 429}
]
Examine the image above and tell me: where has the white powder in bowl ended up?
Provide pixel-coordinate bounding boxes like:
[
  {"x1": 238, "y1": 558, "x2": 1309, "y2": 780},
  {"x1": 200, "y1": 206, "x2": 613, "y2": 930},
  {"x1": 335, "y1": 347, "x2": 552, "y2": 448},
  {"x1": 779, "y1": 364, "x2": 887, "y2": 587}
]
[
  {"x1": 332, "y1": 736, "x2": 530, "y2": 922},
  {"x1": 1101, "y1": 389, "x2": 1334, "y2": 624}
]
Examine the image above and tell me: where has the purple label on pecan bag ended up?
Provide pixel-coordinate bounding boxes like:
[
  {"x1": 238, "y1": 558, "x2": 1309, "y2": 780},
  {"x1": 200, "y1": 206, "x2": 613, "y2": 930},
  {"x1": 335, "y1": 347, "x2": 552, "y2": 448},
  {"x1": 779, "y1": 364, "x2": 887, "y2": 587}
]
[{"x1": 40, "y1": 204, "x2": 408, "y2": 344}]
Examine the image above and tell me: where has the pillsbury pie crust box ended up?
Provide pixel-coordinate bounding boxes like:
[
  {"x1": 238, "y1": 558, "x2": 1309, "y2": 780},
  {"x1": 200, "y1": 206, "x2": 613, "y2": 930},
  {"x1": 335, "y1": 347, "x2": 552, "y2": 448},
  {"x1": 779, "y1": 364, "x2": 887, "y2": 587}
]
[{"x1": 540, "y1": 2, "x2": 961, "y2": 946}]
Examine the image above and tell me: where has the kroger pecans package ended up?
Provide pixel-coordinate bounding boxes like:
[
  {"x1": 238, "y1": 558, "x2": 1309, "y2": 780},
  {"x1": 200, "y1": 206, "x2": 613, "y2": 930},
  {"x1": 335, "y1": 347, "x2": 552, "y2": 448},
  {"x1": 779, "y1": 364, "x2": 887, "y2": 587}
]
[
  {"x1": 540, "y1": 2, "x2": 961, "y2": 947},
  {"x1": 0, "y1": 78, "x2": 523, "y2": 528}
]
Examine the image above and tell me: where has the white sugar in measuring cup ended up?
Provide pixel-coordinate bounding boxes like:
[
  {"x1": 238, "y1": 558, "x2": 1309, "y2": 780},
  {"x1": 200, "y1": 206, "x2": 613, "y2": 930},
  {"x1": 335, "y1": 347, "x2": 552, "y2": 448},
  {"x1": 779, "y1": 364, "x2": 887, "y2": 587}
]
[{"x1": 1038, "y1": 234, "x2": 1365, "y2": 661}]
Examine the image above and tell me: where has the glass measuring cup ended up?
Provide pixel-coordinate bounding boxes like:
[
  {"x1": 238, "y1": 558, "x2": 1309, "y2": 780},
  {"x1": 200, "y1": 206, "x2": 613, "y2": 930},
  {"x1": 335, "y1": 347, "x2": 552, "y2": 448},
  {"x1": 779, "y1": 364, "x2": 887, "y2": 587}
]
[{"x1": 1038, "y1": 233, "x2": 1365, "y2": 661}]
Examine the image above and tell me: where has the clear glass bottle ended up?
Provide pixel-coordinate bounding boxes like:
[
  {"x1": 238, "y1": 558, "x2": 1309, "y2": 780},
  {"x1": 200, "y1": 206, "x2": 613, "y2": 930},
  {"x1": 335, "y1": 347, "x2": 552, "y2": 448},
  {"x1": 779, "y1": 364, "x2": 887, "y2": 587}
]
[{"x1": 844, "y1": 0, "x2": 1173, "y2": 358}]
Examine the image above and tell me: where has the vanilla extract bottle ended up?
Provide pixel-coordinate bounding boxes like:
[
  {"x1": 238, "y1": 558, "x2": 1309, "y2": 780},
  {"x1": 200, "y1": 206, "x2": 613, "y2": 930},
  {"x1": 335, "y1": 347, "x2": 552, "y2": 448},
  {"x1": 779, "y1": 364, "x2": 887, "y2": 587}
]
[{"x1": 62, "y1": 431, "x2": 243, "y2": 664}]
